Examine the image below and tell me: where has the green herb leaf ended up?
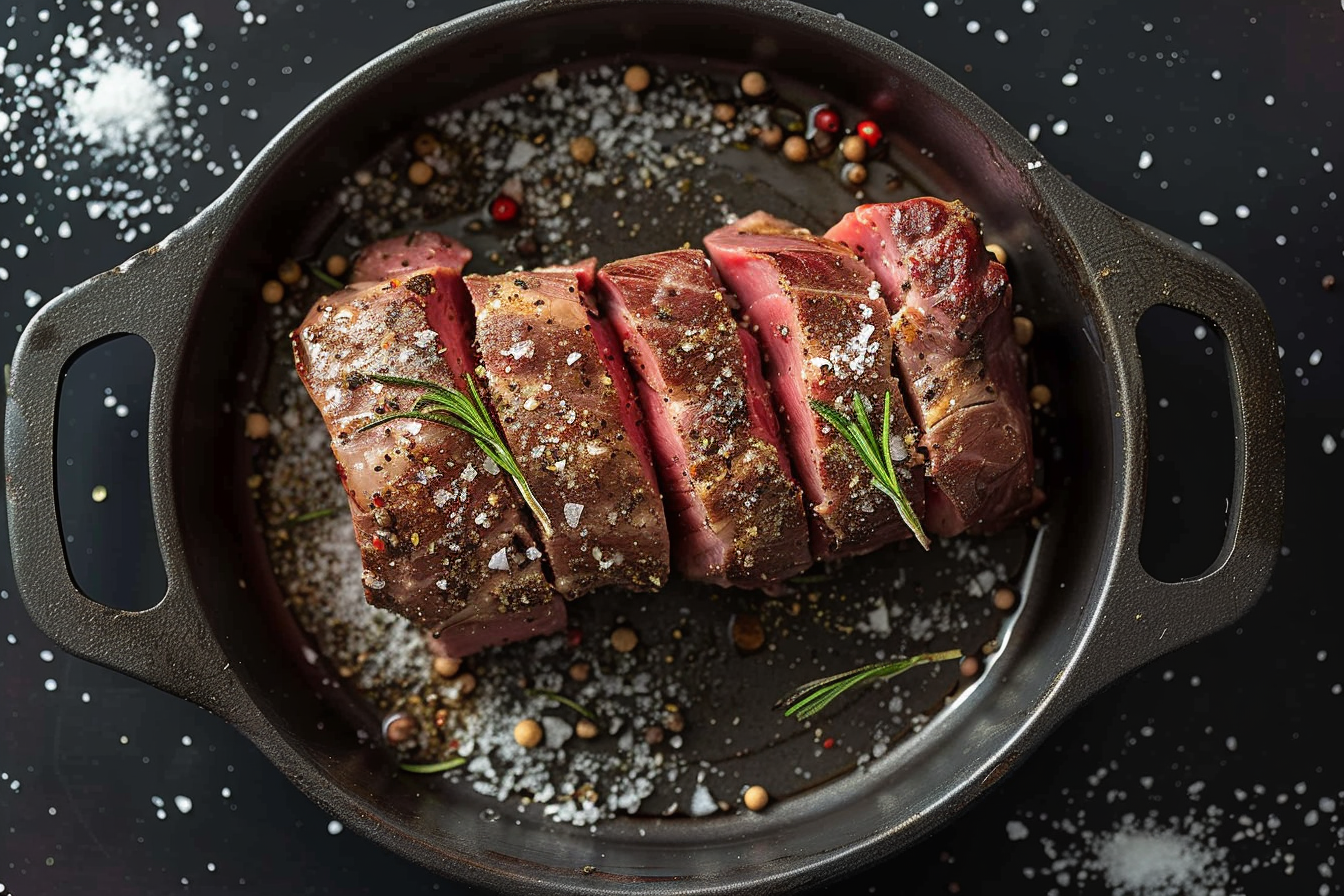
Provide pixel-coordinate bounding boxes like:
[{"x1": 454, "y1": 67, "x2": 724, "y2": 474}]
[
  {"x1": 284, "y1": 507, "x2": 339, "y2": 526},
  {"x1": 774, "y1": 649, "x2": 962, "y2": 721},
  {"x1": 526, "y1": 688, "x2": 596, "y2": 721},
  {"x1": 309, "y1": 266, "x2": 345, "y2": 290},
  {"x1": 810, "y1": 391, "x2": 930, "y2": 549},
  {"x1": 357, "y1": 373, "x2": 553, "y2": 538},
  {"x1": 398, "y1": 756, "x2": 467, "y2": 774}
]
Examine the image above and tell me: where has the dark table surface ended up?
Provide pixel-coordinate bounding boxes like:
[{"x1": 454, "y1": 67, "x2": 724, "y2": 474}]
[{"x1": 1, "y1": 1, "x2": 1340, "y2": 893}]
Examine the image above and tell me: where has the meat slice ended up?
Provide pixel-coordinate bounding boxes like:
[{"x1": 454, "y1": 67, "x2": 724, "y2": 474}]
[
  {"x1": 597, "y1": 249, "x2": 811, "y2": 587},
  {"x1": 826, "y1": 199, "x2": 1033, "y2": 535},
  {"x1": 704, "y1": 211, "x2": 926, "y2": 559},
  {"x1": 351, "y1": 232, "x2": 472, "y2": 283},
  {"x1": 465, "y1": 267, "x2": 670, "y2": 596},
  {"x1": 292, "y1": 265, "x2": 563, "y2": 656}
]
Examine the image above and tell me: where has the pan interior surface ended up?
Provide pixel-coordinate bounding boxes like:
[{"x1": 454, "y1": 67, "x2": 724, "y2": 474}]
[{"x1": 173, "y1": 2, "x2": 1112, "y2": 888}]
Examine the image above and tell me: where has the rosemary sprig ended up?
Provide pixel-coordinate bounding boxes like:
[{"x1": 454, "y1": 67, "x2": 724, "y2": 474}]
[
  {"x1": 357, "y1": 373, "x2": 553, "y2": 538},
  {"x1": 811, "y1": 391, "x2": 931, "y2": 550},
  {"x1": 309, "y1": 265, "x2": 345, "y2": 290},
  {"x1": 775, "y1": 649, "x2": 962, "y2": 721},
  {"x1": 398, "y1": 756, "x2": 467, "y2": 774},
  {"x1": 526, "y1": 688, "x2": 596, "y2": 721},
  {"x1": 284, "y1": 507, "x2": 338, "y2": 526}
]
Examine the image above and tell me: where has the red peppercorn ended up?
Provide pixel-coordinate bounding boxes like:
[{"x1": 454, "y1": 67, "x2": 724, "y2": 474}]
[
  {"x1": 813, "y1": 107, "x2": 841, "y2": 134},
  {"x1": 371, "y1": 536, "x2": 386, "y2": 552},
  {"x1": 823, "y1": 737, "x2": 835, "y2": 749},
  {"x1": 490, "y1": 195, "x2": 519, "y2": 222},
  {"x1": 372, "y1": 494, "x2": 385, "y2": 508},
  {"x1": 856, "y1": 119, "x2": 883, "y2": 147},
  {"x1": 566, "y1": 627, "x2": 583, "y2": 648}
]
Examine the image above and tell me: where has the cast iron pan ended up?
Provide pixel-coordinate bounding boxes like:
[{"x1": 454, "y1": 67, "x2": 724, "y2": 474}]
[{"x1": 5, "y1": 1, "x2": 1284, "y2": 892}]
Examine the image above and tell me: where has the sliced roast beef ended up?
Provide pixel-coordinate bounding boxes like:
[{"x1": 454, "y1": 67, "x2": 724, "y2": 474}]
[
  {"x1": 351, "y1": 231, "x2": 472, "y2": 283},
  {"x1": 596, "y1": 249, "x2": 811, "y2": 587},
  {"x1": 704, "y1": 211, "x2": 926, "y2": 560},
  {"x1": 292, "y1": 265, "x2": 563, "y2": 656},
  {"x1": 466, "y1": 267, "x2": 670, "y2": 596},
  {"x1": 826, "y1": 199, "x2": 1033, "y2": 535}
]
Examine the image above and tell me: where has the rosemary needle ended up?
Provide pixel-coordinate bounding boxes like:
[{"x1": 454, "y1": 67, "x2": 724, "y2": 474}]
[
  {"x1": 526, "y1": 688, "x2": 597, "y2": 721},
  {"x1": 811, "y1": 391, "x2": 931, "y2": 550},
  {"x1": 398, "y1": 756, "x2": 467, "y2": 774},
  {"x1": 775, "y1": 649, "x2": 963, "y2": 722},
  {"x1": 309, "y1": 265, "x2": 345, "y2": 290},
  {"x1": 358, "y1": 373, "x2": 553, "y2": 538},
  {"x1": 284, "y1": 507, "x2": 338, "y2": 526}
]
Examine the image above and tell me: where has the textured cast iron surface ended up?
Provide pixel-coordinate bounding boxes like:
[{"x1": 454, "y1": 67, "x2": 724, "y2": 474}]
[{"x1": 5, "y1": 1, "x2": 1284, "y2": 893}]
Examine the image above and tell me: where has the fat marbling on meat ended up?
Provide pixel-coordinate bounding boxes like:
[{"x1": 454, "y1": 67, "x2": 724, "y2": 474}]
[
  {"x1": 292, "y1": 239, "x2": 562, "y2": 656},
  {"x1": 597, "y1": 249, "x2": 811, "y2": 587},
  {"x1": 826, "y1": 199, "x2": 1033, "y2": 535},
  {"x1": 465, "y1": 262, "x2": 670, "y2": 596},
  {"x1": 704, "y1": 211, "x2": 926, "y2": 559}
]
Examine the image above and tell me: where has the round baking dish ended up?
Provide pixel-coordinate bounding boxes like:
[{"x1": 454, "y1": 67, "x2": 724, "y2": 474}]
[{"x1": 6, "y1": 1, "x2": 1284, "y2": 892}]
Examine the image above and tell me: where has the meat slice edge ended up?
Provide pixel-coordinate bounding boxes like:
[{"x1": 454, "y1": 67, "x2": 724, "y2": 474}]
[
  {"x1": 351, "y1": 232, "x2": 472, "y2": 284},
  {"x1": 704, "y1": 211, "x2": 925, "y2": 560},
  {"x1": 597, "y1": 249, "x2": 811, "y2": 587},
  {"x1": 826, "y1": 198, "x2": 1034, "y2": 535},
  {"x1": 466, "y1": 268, "x2": 670, "y2": 597},
  {"x1": 292, "y1": 268, "x2": 563, "y2": 656}
]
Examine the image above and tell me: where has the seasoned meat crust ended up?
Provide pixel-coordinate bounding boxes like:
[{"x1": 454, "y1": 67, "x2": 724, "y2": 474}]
[
  {"x1": 466, "y1": 267, "x2": 670, "y2": 596},
  {"x1": 705, "y1": 211, "x2": 926, "y2": 559},
  {"x1": 827, "y1": 199, "x2": 1034, "y2": 535},
  {"x1": 292, "y1": 263, "x2": 563, "y2": 656},
  {"x1": 598, "y1": 249, "x2": 811, "y2": 587}
]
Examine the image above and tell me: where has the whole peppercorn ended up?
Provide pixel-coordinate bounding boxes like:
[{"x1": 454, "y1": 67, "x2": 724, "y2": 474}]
[
  {"x1": 384, "y1": 714, "x2": 417, "y2": 744},
  {"x1": 569, "y1": 661, "x2": 591, "y2": 683},
  {"x1": 432, "y1": 655, "x2": 461, "y2": 678},
  {"x1": 623, "y1": 64, "x2": 651, "y2": 93},
  {"x1": 276, "y1": 259, "x2": 302, "y2": 285},
  {"x1": 244, "y1": 412, "x2": 270, "y2": 439},
  {"x1": 1012, "y1": 316, "x2": 1035, "y2": 347},
  {"x1": 856, "y1": 119, "x2": 883, "y2": 147},
  {"x1": 644, "y1": 725, "x2": 665, "y2": 745},
  {"x1": 756, "y1": 124, "x2": 784, "y2": 150},
  {"x1": 813, "y1": 107, "x2": 841, "y2": 134},
  {"x1": 610, "y1": 626, "x2": 639, "y2": 653},
  {"x1": 407, "y1": 160, "x2": 434, "y2": 185},
  {"x1": 992, "y1": 586, "x2": 1018, "y2": 611},
  {"x1": 569, "y1": 135, "x2": 597, "y2": 164},
  {"x1": 783, "y1": 135, "x2": 810, "y2": 163},
  {"x1": 325, "y1": 254, "x2": 348, "y2": 277},
  {"x1": 845, "y1": 163, "x2": 868, "y2": 185},
  {"x1": 575, "y1": 719, "x2": 599, "y2": 739},
  {"x1": 841, "y1": 134, "x2": 868, "y2": 163},
  {"x1": 740, "y1": 70, "x2": 769, "y2": 97},
  {"x1": 712, "y1": 102, "x2": 737, "y2": 124},
  {"x1": 513, "y1": 718, "x2": 543, "y2": 748},
  {"x1": 490, "y1": 195, "x2": 519, "y2": 222},
  {"x1": 412, "y1": 132, "x2": 440, "y2": 157},
  {"x1": 260, "y1": 280, "x2": 284, "y2": 305}
]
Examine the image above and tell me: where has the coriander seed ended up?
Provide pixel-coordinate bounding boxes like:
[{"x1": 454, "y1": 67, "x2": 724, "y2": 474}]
[
  {"x1": 513, "y1": 718, "x2": 543, "y2": 748},
  {"x1": 575, "y1": 719, "x2": 599, "y2": 739},
  {"x1": 743, "y1": 785, "x2": 769, "y2": 811},
  {"x1": 569, "y1": 135, "x2": 597, "y2": 164},
  {"x1": 432, "y1": 655, "x2": 461, "y2": 678},
  {"x1": 623, "y1": 64, "x2": 651, "y2": 93},
  {"x1": 261, "y1": 279, "x2": 284, "y2": 304},
  {"x1": 1012, "y1": 315, "x2": 1034, "y2": 346},
  {"x1": 244, "y1": 412, "x2": 270, "y2": 439},
  {"x1": 610, "y1": 626, "x2": 639, "y2": 653},
  {"x1": 783, "y1": 135, "x2": 809, "y2": 163},
  {"x1": 841, "y1": 134, "x2": 867, "y2": 163},
  {"x1": 325, "y1": 254, "x2": 348, "y2": 277},
  {"x1": 276, "y1": 259, "x2": 302, "y2": 285},
  {"x1": 408, "y1": 160, "x2": 434, "y2": 185},
  {"x1": 740, "y1": 70, "x2": 768, "y2": 97}
]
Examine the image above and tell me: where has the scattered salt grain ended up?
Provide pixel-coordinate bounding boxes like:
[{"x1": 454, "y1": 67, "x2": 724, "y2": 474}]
[
  {"x1": 1198, "y1": 211, "x2": 1219, "y2": 226},
  {"x1": 62, "y1": 55, "x2": 169, "y2": 155},
  {"x1": 1052, "y1": 120, "x2": 1069, "y2": 136},
  {"x1": 1007, "y1": 820, "x2": 1030, "y2": 840},
  {"x1": 1062, "y1": 72, "x2": 1079, "y2": 87},
  {"x1": 1096, "y1": 829, "x2": 1223, "y2": 895},
  {"x1": 327, "y1": 820, "x2": 343, "y2": 835},
  {"x1": 1323, "y1": 434, "x2": 1337, "y2": 455},
  {"x1": 174, "y1": 795, "x2": 193, "y2": 814},
  {"x1": 1235, "y1": 205, "x2": 1251, "y2": 219}
]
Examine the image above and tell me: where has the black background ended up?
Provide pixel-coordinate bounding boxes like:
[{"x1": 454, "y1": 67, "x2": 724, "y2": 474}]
[{"x1": 2, "y1": 1, "x2": 1341, "y2": 893}]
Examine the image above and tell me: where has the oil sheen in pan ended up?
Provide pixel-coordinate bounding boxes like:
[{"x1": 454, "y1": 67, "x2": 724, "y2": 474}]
[{"x1": 254, "y1": 57, "x2": 1041, "y2": 817}]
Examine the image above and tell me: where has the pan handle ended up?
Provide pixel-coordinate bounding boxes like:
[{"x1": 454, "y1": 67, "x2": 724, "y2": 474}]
[
  {"x1": 1074, "y1": 203, "x2": 1285, "y2": 677},
  {"x1": 5, "y1": 217, "x2": 253, "y2": 722}
]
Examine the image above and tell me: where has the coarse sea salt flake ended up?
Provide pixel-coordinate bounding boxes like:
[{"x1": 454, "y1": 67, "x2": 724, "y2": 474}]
[
  {"x1": 564, "y1": 503, "x2": 584, "y2": 528},
  {"x1": 488, "y1": 548, "x2": 509, "y2": 571}
]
